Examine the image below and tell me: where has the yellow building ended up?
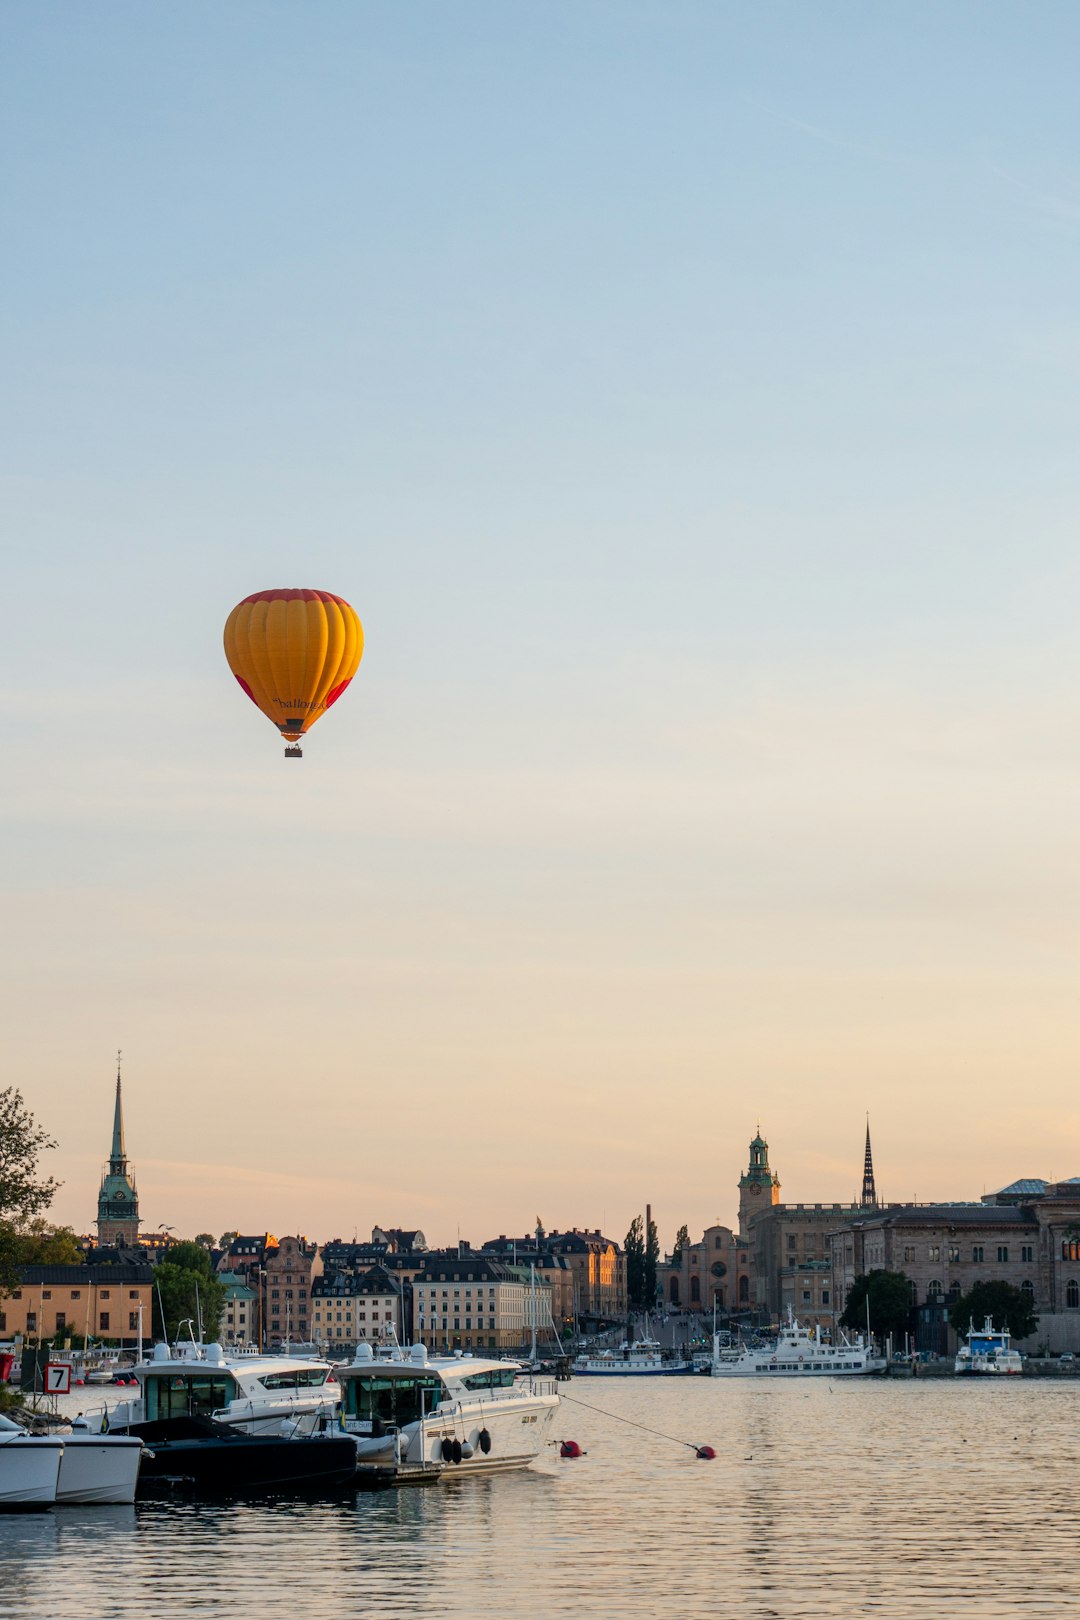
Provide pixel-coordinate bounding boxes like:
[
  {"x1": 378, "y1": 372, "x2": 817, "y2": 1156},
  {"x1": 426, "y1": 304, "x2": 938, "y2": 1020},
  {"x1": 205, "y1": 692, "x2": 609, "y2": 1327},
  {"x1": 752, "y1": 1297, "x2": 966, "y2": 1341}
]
[{"x1": 0, "y1": 1264, "x2": 154, "y2": 1350}]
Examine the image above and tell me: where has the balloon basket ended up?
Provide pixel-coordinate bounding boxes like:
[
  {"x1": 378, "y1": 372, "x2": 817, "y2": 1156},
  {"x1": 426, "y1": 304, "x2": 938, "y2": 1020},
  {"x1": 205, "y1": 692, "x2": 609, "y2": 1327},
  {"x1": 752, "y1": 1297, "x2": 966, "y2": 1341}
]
[{"x1": 284, "y1": 744, "x2": 303, "y2": 758}]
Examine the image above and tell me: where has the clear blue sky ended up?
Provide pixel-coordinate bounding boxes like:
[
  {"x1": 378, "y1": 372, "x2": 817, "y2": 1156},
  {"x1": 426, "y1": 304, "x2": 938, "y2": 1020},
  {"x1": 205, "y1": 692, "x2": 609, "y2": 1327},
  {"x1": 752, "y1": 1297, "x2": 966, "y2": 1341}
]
[{"x1": 5, "y1": 4, "x2": 1080, "y2": 1242}]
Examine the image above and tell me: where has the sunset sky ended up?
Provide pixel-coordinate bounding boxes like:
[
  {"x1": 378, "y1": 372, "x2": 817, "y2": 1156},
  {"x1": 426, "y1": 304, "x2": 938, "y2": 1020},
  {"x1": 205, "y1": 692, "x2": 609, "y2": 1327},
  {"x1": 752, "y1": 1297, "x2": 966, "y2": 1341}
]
[{"x1": 5, "y1": 3, "x2": 1080, "y2": 1250}]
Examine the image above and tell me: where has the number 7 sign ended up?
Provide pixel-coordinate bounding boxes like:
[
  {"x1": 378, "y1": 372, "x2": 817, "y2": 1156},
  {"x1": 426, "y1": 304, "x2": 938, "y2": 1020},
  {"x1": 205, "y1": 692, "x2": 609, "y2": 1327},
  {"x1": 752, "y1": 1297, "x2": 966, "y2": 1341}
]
[{"x1": 46, "y1": 1363, "x2": 71, "y2": 1395}]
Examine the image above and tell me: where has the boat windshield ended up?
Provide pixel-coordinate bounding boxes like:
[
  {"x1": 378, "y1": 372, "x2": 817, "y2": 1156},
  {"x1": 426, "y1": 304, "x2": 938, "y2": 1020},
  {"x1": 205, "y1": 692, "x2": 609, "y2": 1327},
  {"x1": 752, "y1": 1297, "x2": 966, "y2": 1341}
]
[
  {"x1": 258, "y1": 1368, "x2": 330, "y2": 1389},
  {"x1": 460, "y1": 1368, "x2": 517, "y2": 1391},
  {"x1": 343, "y1": 1374, "x2": 445, "y2": 1427},
  {"x1": 144, "y1": 1372, "x2": 240, "y2": 1420}
]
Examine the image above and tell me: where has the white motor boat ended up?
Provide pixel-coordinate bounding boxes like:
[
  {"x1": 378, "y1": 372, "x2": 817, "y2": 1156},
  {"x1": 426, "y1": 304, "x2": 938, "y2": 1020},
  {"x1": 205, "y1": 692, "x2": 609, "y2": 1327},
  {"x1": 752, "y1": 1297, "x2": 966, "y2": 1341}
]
[
  {"x1": 711, "y1": 1310, "x2": 885, "y2": 1378},
  {"x1": 954, "y1": 1317, "x2": 1024, "y2": 1376},
  {"x1": 58, "y1": 1430, "x2": 144, "y2": 1503},
  {"x1": 81, "y1": 1339, "x2": 340, "y2": 1437},
  {"x1": 573, "y1": 1336, "x2": 691, "y2": 1375},
  {"x1": 337, "y1": 1342, "x2": 560, "y2": 1480},
  {"x1": 0, "y1": 1419, "x2": 64, "y2": 1509}
]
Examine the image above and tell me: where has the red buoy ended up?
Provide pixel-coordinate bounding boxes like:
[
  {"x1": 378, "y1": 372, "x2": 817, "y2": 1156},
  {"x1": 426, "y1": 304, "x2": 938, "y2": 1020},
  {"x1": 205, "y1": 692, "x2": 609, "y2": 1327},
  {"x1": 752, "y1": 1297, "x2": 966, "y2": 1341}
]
[
  {"x1": 695, "y1": 1445, "x2": 716, "y2": 1460},
  {"x1": 560, "y1": 1440, "x2": 584, "y2": 1459}
]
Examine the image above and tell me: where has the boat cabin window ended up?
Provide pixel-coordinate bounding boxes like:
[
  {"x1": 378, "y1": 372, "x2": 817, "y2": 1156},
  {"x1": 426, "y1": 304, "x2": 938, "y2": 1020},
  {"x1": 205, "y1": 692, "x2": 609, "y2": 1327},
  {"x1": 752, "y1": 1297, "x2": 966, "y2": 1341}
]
[
  {"x1": 145, "y1": 1373, "x2": 239, "y2": 1420},
  {"x1": 460, "y1": 1368, "x2": 517, "y2": 1392},
  {"x1": 259, "y1": 1368, "x2": 329, "y2": 1390},
  {"x1": 343, "y1": 1374, "x2": 445, "y2": 1427}
]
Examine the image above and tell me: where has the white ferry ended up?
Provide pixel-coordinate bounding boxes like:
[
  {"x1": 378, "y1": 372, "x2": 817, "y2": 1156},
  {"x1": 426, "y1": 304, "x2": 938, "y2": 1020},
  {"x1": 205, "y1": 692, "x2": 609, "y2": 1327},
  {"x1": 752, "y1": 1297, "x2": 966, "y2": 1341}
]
[
  {"x1": 711, "y1": 1311, "x2": 885, "y2": 1378},
  {"x1": 336, "y1": 1342, "x2": 560, "y2": 1480},
  {"x1": 573, "y1": 1337, "x2": 691, "y2": 1376},
  {"x1": 80, "y1": 1340, "x2": 340, "y2": 1436},
  {"x1": 954, "y1": 1317, "x2": 1023, "y2": 1376}
]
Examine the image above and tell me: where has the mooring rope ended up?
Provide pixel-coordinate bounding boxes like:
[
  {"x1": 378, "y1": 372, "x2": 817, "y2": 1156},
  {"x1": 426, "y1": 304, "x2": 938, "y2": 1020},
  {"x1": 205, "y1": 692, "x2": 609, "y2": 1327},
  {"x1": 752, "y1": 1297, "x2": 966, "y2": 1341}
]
[{"x1": 558, "y1": 1389, "x2": 710, "y2": 1455}]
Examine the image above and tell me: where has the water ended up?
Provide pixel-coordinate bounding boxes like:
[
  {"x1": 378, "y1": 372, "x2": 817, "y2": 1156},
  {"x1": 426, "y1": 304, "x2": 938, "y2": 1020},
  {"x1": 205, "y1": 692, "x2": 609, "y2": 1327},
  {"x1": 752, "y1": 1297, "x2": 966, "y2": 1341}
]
[{"x1": 1, "y1": 1379, "x2": 1078, "y2": 1619}]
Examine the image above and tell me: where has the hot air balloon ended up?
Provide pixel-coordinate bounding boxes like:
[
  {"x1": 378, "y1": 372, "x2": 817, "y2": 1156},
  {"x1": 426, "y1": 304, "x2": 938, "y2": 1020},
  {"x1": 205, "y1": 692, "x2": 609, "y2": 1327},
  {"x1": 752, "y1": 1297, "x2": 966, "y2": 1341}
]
[{"x1": 223, "y1": 589, "x2": 364, "y2": 758}]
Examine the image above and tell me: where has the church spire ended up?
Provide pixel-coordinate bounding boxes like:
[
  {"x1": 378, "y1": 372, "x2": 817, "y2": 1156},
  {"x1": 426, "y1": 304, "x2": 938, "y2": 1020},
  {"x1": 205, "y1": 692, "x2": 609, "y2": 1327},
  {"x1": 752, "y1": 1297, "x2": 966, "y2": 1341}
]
[
  {"x1": 110, "y1": 1050, "x2": 126, "y2": 1171},
  {"x1": 861, "y1": 1116, "x2": 877, "y2": 1207}
]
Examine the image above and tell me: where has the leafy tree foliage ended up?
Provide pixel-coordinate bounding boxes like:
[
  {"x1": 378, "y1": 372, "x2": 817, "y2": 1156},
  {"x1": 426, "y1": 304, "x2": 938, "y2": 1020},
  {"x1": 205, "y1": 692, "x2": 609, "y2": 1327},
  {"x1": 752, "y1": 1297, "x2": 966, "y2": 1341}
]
[
  {"x1": 644, "y1": 1216, "x2": 659, "y2": 1309},
  {"x1": 194, "y1": 1233, "x2": 216, "y2": 1249},
  {"x1": 218, "y1": 1230, "x2": 239, "y2": 1250},
  {"x1": 153, "y1": 1241, "x2": 226, "y2": 1343},
  {"x1": 625, "y1": 1216, "x2": 645, "y2": 1309},
  {"x1": 672, "y1": 1224, "x2": 690, "y2": 1264},
  {"x1": 840, "y1": 1270, "x2": 913, "y2": 1341},
  {"x1": 950, "y1": 1280, "x2": 1038, "y2": 1342},
  {"x1": 0, "y1": 1088, "x2": 62, "y2": 1293}
]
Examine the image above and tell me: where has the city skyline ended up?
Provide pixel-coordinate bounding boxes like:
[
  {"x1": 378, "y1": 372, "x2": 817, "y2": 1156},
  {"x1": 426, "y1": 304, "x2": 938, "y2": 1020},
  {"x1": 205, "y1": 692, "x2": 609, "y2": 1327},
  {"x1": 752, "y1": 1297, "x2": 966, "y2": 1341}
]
[{"x1": 6, "y1": 5, "x2": 1080, "y2": 1246}]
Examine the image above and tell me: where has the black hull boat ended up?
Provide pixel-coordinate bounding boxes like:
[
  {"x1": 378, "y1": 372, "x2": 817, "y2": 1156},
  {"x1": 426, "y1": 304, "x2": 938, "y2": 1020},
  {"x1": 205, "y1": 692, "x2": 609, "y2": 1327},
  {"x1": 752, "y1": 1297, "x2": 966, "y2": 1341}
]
[{"x1": 116, "y1": 1415, "x2": 357, "y2": 1498}]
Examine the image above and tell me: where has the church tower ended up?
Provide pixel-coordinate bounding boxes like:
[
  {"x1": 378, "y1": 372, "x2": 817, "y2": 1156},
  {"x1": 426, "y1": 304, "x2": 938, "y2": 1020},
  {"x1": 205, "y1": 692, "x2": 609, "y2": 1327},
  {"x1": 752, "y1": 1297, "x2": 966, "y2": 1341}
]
[
  {"x1": 738, "y1": 1129, "x2": 780, "y2": 1237},
  {"x1": 860, "y1": 1117, "x2": 877, "y2": 1208},
  {"x1": 96, "y1": 1057, "x2": 140, "y2": 1248}
]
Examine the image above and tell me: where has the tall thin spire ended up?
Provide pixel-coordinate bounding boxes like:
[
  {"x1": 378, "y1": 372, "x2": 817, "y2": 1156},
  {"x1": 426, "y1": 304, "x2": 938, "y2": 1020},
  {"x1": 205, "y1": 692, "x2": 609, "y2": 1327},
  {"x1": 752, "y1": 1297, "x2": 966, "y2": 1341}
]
[
  {"x1": 110, "y1": 1051, "x2": 126, "y2": 1171},
  {"x1": 861, "y1": 1115, "x2": 877, "y2": 1208}
]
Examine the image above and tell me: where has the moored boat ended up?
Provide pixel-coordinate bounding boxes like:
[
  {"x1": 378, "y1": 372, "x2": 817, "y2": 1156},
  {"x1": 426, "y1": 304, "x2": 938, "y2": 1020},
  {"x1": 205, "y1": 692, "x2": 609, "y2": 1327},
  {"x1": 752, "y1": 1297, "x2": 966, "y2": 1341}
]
[
  {"x1": 0, "y1": 1419, "x2": 64, "y2": 1510},
  {"x1": 118, "y1": 1415, "x2": 358, "y2": 1497},
  {"x1": 572, "y1": 1337, "x2": 691, "y2": 1376},
  {"x1": 710, "y1": 1310, "x2": 885, "y2": 1377},
  {"x1": 954, "y1": 1317, "x2": 1024, "y2": 1376}
]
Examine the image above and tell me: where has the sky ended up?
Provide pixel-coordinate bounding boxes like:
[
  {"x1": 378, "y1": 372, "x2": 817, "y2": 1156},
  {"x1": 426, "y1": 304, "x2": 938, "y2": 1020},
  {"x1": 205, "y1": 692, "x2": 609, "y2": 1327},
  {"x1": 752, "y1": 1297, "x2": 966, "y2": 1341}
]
[{"x1": 4, "y1": 2, "x2": 1080, "y2": 1251}]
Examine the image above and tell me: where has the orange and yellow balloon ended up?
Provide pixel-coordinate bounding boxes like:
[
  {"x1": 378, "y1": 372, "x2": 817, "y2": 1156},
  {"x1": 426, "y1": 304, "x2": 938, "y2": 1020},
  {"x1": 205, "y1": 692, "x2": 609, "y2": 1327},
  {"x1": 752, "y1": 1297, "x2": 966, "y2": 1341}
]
[{"x1": 223, "y1": 589, "x2": 364, "y2": 757}]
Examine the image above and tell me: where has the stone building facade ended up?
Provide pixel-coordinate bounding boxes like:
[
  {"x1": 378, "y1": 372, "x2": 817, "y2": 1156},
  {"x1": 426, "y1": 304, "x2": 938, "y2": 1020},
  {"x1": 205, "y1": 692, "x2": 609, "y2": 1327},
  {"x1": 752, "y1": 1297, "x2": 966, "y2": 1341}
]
[
  {"x1": 544, "y1": 1230, "x2": 625, "y2": 1324},
  {"x1": 311, "y1": 1265, "x2": 404, "y2": 1354},
  {"x1": 657, "y1": 1224, "x2": 751, "y2": 1317},
  {"x1": 0, "y1": 1264, "x2": 154, "y2": 1349},
  {"x1": 413, "y1": 1255, "x2": 553, "y2": 1353},
  {"x1": 263, "y1": 1235, "x2": 321, "y2": 1347}
]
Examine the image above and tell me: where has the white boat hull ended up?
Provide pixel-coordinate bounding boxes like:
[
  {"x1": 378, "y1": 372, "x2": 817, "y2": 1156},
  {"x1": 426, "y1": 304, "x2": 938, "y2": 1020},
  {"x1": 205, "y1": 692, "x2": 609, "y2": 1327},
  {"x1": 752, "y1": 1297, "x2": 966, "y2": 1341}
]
[
  {"x1": 0, "y1": 1436, "x2": 64, "y2": 1509},
  {"x1": 56, "y1": 1436, "x2": 143, "y2": 1504},
  {"x1": 573, "y1": 1363, "x2": 690, "y2": 1376}
]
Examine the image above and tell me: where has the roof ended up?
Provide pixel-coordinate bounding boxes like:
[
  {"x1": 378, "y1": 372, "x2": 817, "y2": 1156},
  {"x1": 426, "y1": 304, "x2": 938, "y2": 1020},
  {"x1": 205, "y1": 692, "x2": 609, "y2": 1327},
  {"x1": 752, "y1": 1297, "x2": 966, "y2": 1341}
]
[
  {"x1": 17, "y1": 1264, "x2": 154, "y2": 1285},
  {"x1": 854, "y1": 1205, "x2": 1036, "y2": 1229},
  {"x1": 992, "y1": 1179, "x2": 1047, "y2": 1197}
]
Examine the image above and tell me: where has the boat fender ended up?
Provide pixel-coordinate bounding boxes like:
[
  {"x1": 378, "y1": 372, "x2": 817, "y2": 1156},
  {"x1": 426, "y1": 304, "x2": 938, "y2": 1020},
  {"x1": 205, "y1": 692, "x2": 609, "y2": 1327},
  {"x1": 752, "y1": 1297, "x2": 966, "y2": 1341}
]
[
  {"x1": 460, "y1": 1442, "x2": 473, "y2": 1459},
  {"x1": 560, "y1": 1440, "x2": 584, "y2": 1459},
  {"x1": 440, "y1": 1439, "x2": 454, "y2": 1462},
  {"x1": 478, "y1": 1428, "x2": 492, "y2": 1454},
  {"x1": 695, "y1": 1446, "x2": 716, "y2": 1460},
  {"x1": 451, "y1": 1439, "x2": 463, "y2": 1465}
]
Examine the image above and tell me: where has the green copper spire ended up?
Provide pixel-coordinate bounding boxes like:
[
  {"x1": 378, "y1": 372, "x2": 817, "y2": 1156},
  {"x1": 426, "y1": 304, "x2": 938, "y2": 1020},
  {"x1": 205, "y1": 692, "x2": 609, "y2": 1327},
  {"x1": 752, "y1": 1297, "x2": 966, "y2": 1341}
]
[{"x1": 110, "y1": 1052, "x2": 126, "y2": 1171}]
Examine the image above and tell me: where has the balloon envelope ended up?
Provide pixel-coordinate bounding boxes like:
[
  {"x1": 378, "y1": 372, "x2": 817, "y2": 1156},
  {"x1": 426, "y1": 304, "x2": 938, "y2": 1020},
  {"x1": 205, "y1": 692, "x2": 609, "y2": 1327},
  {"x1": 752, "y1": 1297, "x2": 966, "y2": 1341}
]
[{"x1": 223, "y1": 589, "x2": 363, "y2": 750}]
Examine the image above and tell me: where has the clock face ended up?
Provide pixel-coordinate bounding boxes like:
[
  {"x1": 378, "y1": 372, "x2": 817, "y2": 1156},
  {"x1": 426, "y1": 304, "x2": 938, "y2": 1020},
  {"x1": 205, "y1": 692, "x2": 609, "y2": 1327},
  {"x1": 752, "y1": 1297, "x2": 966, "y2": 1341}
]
[{"x1": 115, "y1": 1191, "x2": 125, "y2": 1201}]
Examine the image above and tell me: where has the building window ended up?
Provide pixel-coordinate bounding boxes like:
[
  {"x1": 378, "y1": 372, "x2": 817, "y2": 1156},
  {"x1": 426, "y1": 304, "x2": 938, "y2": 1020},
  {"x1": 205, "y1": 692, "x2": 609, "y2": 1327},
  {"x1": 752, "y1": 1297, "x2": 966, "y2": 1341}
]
[
  {"x1": 927, "y1": 1281, "x2": 942, "y2": 1301},
  {"x1": 1068, "y1": 1280, "x2": 1079, "y2": 1310},
  {"x1": 100, "y1": 1313, "x2": 110, "y2": 1330},
  {"x1": 129, "y1": 1312, "x2": 139, "y2": 1330},
  {"x1": 1021, "y1": 1281, "x2": 1034, "y2": 1302},
  {"x1": 927, "y1": 1247, "x2": 940, "y2": 1263},
  {"x1": 70, "y1": 1290, "x2": 81, "y2": 1300},
  {"x1": 903, "y1": 1247, "x2": 915, "y2": 1263},
  {"x1": 1062, "y1": 1241, "x2": 1080, "y2": 1262},
  {"x1": 997, "y1": 1247, "x2": 1009, "y2": 1264},
  {"x1": 42, "y1": 1291, "x2": 52, "y2": 1300},
  {"x1": 1022, "y1": 1246, "x2": 1033, "y2": 1263},
  {"x1": 972, "y1": 1246, "x2": 984, "y2": 1263},
  {"x1": 821, "y1": 1290, "x2": 830, "y2": 1306},
  {"x1": 100, "y1": 1290, "x2": 110, "y2": 1300},
  {"x1": 948, "y1": 1246, "x2": 960, "y2": 1264}
]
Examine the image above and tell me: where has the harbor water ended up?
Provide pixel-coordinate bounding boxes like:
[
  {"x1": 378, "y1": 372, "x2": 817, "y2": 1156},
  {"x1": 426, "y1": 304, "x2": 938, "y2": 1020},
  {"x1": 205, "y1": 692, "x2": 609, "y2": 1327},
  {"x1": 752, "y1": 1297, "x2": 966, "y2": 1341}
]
[{"x1": 1, "y1": 1377, "x2": 1077, "y2": 1618}]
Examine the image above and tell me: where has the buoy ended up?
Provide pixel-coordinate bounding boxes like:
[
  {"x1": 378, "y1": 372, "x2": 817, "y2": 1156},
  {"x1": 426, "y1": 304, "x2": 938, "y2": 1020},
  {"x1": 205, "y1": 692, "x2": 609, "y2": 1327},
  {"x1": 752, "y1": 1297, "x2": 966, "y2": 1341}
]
[
  {"x1": 560, "y1": 1440, "x2": 584, "y2": 1459},
  {"x1": 478, "y1": 1428, "x2": 491, "y2": 1454},
  {"x1": 695, "y1": 1445, "x2": 716, "y2": 1460},
  {"x1": 451, "y1": 1439, "x2": 463, "y2": 1465},
  {"x1": 440, "y1": 1439, "x2": 454, "y2": 1462}
]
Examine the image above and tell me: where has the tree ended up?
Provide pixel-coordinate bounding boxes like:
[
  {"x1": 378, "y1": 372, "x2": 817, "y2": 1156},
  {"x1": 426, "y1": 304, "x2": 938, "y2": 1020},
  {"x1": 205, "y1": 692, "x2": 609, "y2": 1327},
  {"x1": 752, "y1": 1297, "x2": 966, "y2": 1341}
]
[
  {"x1": 218, "y1": 1230, "x2": 239, "y2": 1250},
  {"x1": 14, "y1": 1221, "x2": 83, "y2": 1267},
  {"x1": 625, "y1": 1216, "x2": 645, "y2": 1310},
  {"x1": 153, "y1": 1241, "x2": 226, "y2": 1343},
  {"x1": 840, "y1": 1270, "x2": 913, "y2": 1342},
  {"x1": 672, "y1": 1224, "x2": 690, "y2": 1265},
  {"x1": 950, "y1": 1280, "x2": 1038, "y2": 1343},
  {"x1": 0, "y1": 1087, "x2": 62, "y2": 1293},
  {"x1": 194, "y1": 1233, "x2": 216, "y2": 1249},
  {"x1": 644, "y1": 1215, "x2": 660, "y2": 1309}
]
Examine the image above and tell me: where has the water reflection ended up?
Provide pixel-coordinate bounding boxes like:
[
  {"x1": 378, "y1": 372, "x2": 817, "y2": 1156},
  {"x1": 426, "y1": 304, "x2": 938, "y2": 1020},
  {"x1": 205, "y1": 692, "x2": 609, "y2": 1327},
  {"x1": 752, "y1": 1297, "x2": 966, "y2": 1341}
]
[{"x1": 1, "y1": 1382, "x2": 1077, "y2": 1617}]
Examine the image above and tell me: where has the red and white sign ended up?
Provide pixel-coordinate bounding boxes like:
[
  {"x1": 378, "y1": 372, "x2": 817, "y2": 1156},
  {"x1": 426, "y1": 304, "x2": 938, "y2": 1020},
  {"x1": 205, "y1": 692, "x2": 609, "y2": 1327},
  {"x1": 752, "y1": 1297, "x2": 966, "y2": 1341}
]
[{"x1": 45, "y1": 1363, "x2": 71, "y2": 1395}]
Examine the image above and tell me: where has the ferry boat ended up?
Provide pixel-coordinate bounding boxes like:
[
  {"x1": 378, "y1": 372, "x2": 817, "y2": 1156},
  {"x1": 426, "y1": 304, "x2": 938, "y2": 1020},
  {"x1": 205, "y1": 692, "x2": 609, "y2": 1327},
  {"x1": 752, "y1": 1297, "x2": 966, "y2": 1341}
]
[
  {"x1": 572, "y1": 1336, "x2": 691, "y2": 1376},
  {"x1": 336, "y1": 1342, "x2": 560, "y2": 1482},
  {"x1": 80, "y1": 1339, "x2": 340, "y2": 1436},
  {"x1": 954, "y1": 1317, "x2": 1024, "y2": 1376},
  {"x1": 710, "y1": 1311, "x2": 885, "y2": 1378}
]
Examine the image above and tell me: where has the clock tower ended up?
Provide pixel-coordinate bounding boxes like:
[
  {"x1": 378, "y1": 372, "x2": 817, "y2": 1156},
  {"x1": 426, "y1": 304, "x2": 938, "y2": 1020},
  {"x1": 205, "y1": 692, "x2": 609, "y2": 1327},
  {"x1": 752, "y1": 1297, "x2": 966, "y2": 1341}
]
[
  {"x1": 738, "y1": 1129, "x2": 780, "y2": 1237},
  {"x1": 96, "y1": 1057, "x2": 140, "y2": 1249}
]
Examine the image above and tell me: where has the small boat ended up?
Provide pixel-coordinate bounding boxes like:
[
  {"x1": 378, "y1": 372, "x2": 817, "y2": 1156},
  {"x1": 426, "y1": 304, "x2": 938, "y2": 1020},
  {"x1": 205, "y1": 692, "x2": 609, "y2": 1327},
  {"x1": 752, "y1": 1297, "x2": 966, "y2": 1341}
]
[
  {"x1": 710, "y1": 1310, "x2": 885, "y2": 1377},
  {"x1": 0, "y1": 1416, "x2": 144, "y2": 1506},
  {"x1": 954, "y1": 1317, "x2": 1024, "y2": 1376},
  {"x1": 336, "y1": 1341, "x2": 560, "y2": 1483},
  {"x1": 0, "y1": 1419, "x2": 64, "y2": 1510},
  {"x1": 119, "y1": 1415, "x2": 358, "y2": 1497},
  {"x1": 573, "y1": 1336, "x2": 691, "y2": 1376}
]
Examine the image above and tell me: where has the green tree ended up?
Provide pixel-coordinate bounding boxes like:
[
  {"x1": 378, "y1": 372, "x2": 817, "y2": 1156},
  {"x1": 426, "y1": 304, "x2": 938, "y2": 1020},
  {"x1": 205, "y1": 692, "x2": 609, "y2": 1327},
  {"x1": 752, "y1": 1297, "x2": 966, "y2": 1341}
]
[
  {"x1": 644, "y1": 1216, "x2": 660, "y2": 1309},
  {"x1": 840, "y1": 1270, "x2": 913, "y2": 1342},
  {"x1": 218, "y1": 1230, "x2": 239, "y2": 1250},
  {"x1": 194, "y1": 1233, "x2": 215, "y2": 1249},
  {"x1": 153, "y1": 1241, "x2": 226, "y2": 1343},
  {"x1": 0, "y1": 1087, "x2": 62, "y2": 1294},
  {"x1": 672, "y1": 1224, "x2": 690, "y2": 1265},
  {"x1": 950, "y1": 1280, "x2": 1038, "y2": 1342},
  {"x1": 625, "y1": 1216, "x2": 645, "y2": 1310},
  {"x1": 16, "y1": 1221, "x2": 84, "y2": 1266}
]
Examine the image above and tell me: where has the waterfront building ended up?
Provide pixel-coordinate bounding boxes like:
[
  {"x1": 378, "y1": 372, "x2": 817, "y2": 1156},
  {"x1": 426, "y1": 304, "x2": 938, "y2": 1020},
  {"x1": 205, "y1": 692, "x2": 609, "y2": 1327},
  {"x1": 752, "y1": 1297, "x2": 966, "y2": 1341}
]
[
  {"x1": 219, "y1": 1272, "x2": 257, "y2": 1346},
  {"x1": 413, "y1": 1255, "x2": 553, "y2": 1353},
  {"x1": 371, "y1": 1226, "x2": 429, "y2": 1252},
  {"x1": 657, "y1": 1224, "x2": 750, "y2": 1317},
  {"x1": 0, "y1": 1263, "x2": 153, "y2": 1349},
  {"x1": 215, "y1": 1234, "x2": 277, "y2": 1284},
  {"x1": 738, "y1": 1131, "x2": 780, "y2": 1238},
  {"x1": 479, "y1": 1236, "x2": 575, "y2": 1332},
  {"x1": 543, "y1": 1230, "x2": 625, "y2": 1324},
  {"x1": 96, "y1": 1062, "x2": 140, "y2": 1249},
  {"x1": 263, "y1": 1235, "x2": 321, "y2": 1346},
  {"x1": 311, "y1": 1265, "x2": 404, "y2": 1354},
  {"x1": 831, "y1": 1178, "x2": 1080, "y2": 1355}
]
